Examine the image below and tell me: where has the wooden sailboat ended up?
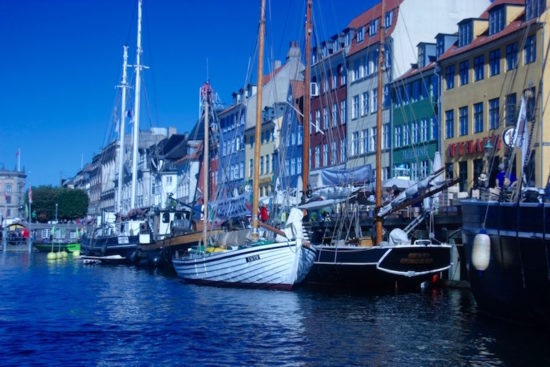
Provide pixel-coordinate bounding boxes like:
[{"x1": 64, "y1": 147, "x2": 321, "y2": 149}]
[
  {"x1": 81, "y1": 0, "x2": 148, "y2": 262},
  {"x1": 171, "y1": 0, "x2": 316, "y2": 290},
  {"x1": 306, "y1": 0, "x2": 451, "y2": 290}
]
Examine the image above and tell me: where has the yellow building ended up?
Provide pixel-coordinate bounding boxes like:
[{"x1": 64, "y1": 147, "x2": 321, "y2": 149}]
[{"x1": 440, "y1": 0, "x2": 549, "y2": 191}]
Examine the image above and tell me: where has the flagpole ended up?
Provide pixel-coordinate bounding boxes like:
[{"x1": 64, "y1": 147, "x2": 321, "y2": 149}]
[{"x1": 28, "y1": 183, "x2": 32, "y2": 253}]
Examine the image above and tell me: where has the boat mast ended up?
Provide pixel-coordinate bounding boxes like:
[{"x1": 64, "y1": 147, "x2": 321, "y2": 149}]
[
  {"x1": 202, "y1": 83, "x2": 211, "y2": 245},
  {"x1": 375, "y1": 0, "x2": 385, "y2": 245},
  {"x1": 302, "y1": 0, "x2": 313, "y2": 197},
  {"x1": 130, "y1": 0, "x2": 143, "y2": 210},
  {"x1": 252, "y1": 0, "x2": 266, "y2": 236},
  {"x1": 117, "y1": 45, "x2": 129, "y2": 213}
]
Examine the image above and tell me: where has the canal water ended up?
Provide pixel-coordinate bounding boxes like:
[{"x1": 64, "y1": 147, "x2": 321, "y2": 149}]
[{"x1": 1, "y1": 252, "x2": 549, "y2": 366}]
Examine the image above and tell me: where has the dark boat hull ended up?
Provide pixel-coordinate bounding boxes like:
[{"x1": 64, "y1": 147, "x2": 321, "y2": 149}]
[
  {"x1": 306, "y1": 244, "x2": 451, "y2": 290},
  {"x1": 81, "y1": 234, "x2": 139, "y2": 262},
  {"x1": 462, "y1": 200, "x2": 550, "y2": 325}
]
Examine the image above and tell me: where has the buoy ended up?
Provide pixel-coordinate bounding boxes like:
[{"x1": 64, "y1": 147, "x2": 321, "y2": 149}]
[
  {"x1": 47, "y1": 252, "x2": 56, "y2": 260},
  {"x1": 61, "y1": 251, "x2": 68, "y2": 258},
  {"x1": 55, "y1": 251, "x2": 62, "y2": 259},
  {"x1": 72, "y1": 250, "x2": 80, "y2": 257},
  {"x1": 472, "y1": 230, "x2": 491, "y2": 271}
]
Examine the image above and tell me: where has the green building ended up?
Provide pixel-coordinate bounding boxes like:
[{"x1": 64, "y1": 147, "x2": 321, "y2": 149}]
[{"x1": 391, "y1": 42, "x2": 440, "y2": 180}]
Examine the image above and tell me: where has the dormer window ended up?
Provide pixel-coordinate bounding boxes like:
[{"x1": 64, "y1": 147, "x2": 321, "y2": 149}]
[
  {"x1": 436, "y1": 37, "x2": 444, "y2": 58},
  {"x1": 357, "y1": 27, "x2": 365, "y2": 43},
  {"x1": 458, "y1": 22, "x2": 473, "y2": 48},
  {"x1": 489, "y1": 7, "x2": 505, "y2": 35},
  {"x1": 370, "y1": 18, "x2": 379, "y2": 37},
  {"x1": 345, "y1": 32, "x2": 352, "y2": 47},
  {"x1": 385, "y1": 10, "x2": 393, "y2": 28},
  {"x1": 526, "y1": 0, "x2": 546, "y2": 20}
]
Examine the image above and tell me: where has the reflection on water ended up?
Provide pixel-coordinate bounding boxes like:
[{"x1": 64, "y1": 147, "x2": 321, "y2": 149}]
[{"x1": 0, "y1": 252, "x2": 549, "y2": 366}]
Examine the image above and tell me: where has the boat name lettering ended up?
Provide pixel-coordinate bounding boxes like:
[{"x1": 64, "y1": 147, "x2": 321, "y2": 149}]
[
  {"x1": 118, "y1": 236, "x2": 129, "y2": 244},
  {"x1": 246, "y1": 255, "x2": 260, "y2": 263},
  {"x1": 400, "y1": 252, "x2": 433, "y2": 265}
]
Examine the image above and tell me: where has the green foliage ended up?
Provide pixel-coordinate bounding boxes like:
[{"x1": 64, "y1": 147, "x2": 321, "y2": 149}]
[{"x1": 26, "y1": 186, "x2": 89, "y2": 223}]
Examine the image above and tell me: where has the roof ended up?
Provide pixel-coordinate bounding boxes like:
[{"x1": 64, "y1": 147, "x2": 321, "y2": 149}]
[
  {"x1": 439, "y1": 8, "x2": 536, "y2": 62},
  {"x1": 263, "y1": 65, "x2": 284, "y2": 85},
  {"x1": 347, "y1": 0, "x2": 403, "y2": 57},
  {"x1": 393, "y1": 61, "x2": 436, "y2": 83}
]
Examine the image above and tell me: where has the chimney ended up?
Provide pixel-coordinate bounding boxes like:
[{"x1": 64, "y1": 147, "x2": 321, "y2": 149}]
[{"x1": 286, "y1": 41, "x2": 301, "y2": 60}]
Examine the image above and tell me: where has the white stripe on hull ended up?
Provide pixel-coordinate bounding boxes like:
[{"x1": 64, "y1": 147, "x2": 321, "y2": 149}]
[{"x1": 172, "y1": 240, "x2": 316, "y2": 288}]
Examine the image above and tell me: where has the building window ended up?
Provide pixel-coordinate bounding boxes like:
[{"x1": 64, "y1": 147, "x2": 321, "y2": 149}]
[
  {"x1": 297, "y1": 157, "x2": 302, "y2": 173},
  {"x1": 459, "y1": 60, "x2": 469, "y2": 85},
  {"x1": 526, "y1": 0, "x2": 546, "y2": 20},
  {"x1": 315, "y1": 146, "x2": 320, "y2": 168},
  {"x1": 353, "y1": 61, "x2": 360, "y2": 81},
  {"x1": 340, "y1": 100, "x2": 347, "y2": 124},
  {"x1": 265, "y1": 155, "x2": 270, "y2": 173},
  {"x1": 6, "y1": 184, "x2": 12, "y2": 192},
  {"x1": 474, "y1": 102, "x2": 483, "y2": 133},
  {"x1": 323, "y1": 144, "x2": 328, "y2": 167},
  {"x1": 421, "y1": 160, "x2": 429, "y2": 178},
  {"x1": 370, "y1": 18, "x2": 379, "y2": 36},
  {"x1": 371, "y1": 127, "x2": 377, "y2": 152},
  {"x1": 459, "y1": 106, "x2": 469, "y2": 136},
  {"x1": 357, "y1": 27, "x2": 365, "y2": 43},
  {"x1": 352, "y1": 131, "x2": 359, "y2": 156},
  {"x1": 412, "y1": 80, "x2": 420, "y2": 102},
  {"x1": 340, "y1": 65, "x2": 346, "y2": 85},
  {"x1": 430, "y1": 117, "x2": 438, "y2": 141},
  {"x1": 489, "y1": 7, "x2": 505, "y2": 36},
  {"x1": 412, "y1": 121, "x2": 419, "y2": 144},
  {"x1": 421, "y1": 119, "x2": 428, "y2": 141},
  {"x1": 249, "y1": 159, "x2": 253, "y2": 178},
  {"x1": 489, "y1": 49, "x2": 501, "y2": 76},
  {"x1": 331, "y1": 141, "x2": 337, "y2": 165},
  {"x1": 525, "y1": 35, "x2": 536, "y2": 64},
  {"x1": 506, "y1": 43, "x2": 518, "y2": 70},
  {"x1": 505, "y1": 93, "x2": 517, "y2": 126},
  {"x1": 445, "y1": 65, "x2": 455, "y2": 89},
  {"x1": 403, "y1": 124, "x2": 410, "y2": 146},
  {"x1": 260, "y1": 156, "x2": 264, "y2": 175},
  {"x1": 489, "y1": 98, "x2": 500, "y2": 130},
  {"x1": 361, "y1": 129, "x2": 368, "y2": 154},
  {"x1": 372, "y1": 89, "x2": 378, "y2": 112},
  {"x1": 323, "y1": 107, "x2": 329, "y2": 130},
  {"x1": 445, "y1": 110, "x2": 454, "y2": 139},
  {"x1": 385, "y1": 10, "x2": 393, "y2": 28},
  {"x1": 395, "y1": 126, "x2": 402, "y2": 148},
  {"x1": 383, "y1": 123, "x2": 390, "y2": 150},
  {"x1": 332, "y1": 71, "x2": 337, "y2": 90},
  {"x1": 332, "y1": 103, "x2": 338, "y2": 127},
  {"x1": 362, "y1": 92, "x2": 369, "y2": 116},
  {"x1": 474, "y1": 55, "x2": 484, "y2": 81},
  {"x1": 352, "y1": 95, "x2": 359, "y2": 119},
  {"x1": 458, "y1": 22, "x2": 473, "y2": 47},
  {"x1": 341, "y1": 138, "x2": 346, "y2": 162},
  {"x1": 315, "y1": 110, "x2": 321, "y2": 132}
]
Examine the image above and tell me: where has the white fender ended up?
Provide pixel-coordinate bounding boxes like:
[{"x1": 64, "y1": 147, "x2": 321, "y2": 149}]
[{"x1": 472, "y1": 232, "x2": 491, "y2": 271}]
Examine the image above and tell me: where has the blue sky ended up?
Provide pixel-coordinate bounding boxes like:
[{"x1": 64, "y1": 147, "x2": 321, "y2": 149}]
[{"x1": 0, "y1": 0, "x2": 375, "y2": 186}]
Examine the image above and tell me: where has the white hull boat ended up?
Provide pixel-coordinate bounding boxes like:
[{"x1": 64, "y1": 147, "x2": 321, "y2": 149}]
[{"x1": 172, "y1": 239, "x2": 316, "y2": 290}]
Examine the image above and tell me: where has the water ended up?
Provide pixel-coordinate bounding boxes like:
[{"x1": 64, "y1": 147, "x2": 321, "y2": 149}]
[{"x1": 1, "y1": 252, "x2": 549, "y2": 366}]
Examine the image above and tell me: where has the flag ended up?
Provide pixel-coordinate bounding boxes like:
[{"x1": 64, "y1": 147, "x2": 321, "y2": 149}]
[
  {"x1": 512, "y1": 95, "x2": 530, "y2": 173},
  {"x1": 28, "y1": 187, "x2": 32, "y2": 204}
]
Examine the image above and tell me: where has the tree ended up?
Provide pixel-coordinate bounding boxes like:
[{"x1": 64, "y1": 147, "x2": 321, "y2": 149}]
[{"x1": 26, "y1": 186, "x2": 89, "y2": 223}]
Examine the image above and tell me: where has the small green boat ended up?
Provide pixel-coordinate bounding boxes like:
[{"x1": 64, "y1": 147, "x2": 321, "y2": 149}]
[{"x1": 34, "y1": 243, "x2": 81, "y2": 253}]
